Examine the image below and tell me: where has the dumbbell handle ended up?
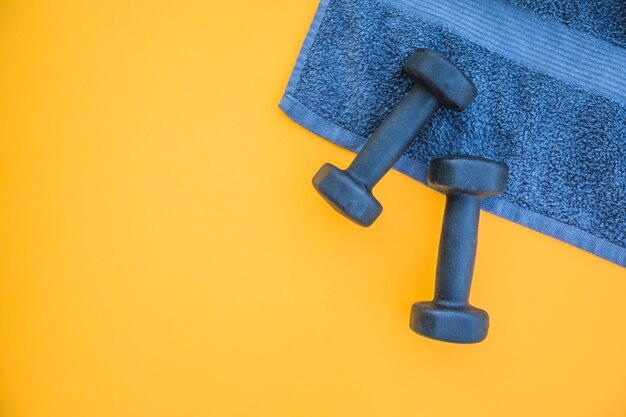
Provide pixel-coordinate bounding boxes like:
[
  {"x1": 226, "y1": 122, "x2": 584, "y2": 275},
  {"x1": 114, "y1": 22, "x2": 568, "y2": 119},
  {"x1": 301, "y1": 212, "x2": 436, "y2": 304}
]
[
  {"x1": 434, "y1": 194, "x2": 481, "y2": 305},
  {"x1": 348, "y1": 87, "x2": 439, "y2": 188}
]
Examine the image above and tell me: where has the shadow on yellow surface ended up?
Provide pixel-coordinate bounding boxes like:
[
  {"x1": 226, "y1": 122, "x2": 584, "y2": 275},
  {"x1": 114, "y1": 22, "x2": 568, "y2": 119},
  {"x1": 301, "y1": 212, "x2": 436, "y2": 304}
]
[{"x1": 0, "y1": 1, "x2": 624, "y2": 416}]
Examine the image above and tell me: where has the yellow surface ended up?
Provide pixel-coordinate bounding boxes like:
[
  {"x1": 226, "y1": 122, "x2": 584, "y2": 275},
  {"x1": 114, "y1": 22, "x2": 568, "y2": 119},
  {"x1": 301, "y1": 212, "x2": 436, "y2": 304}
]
[{"x1": 0, "y1": 1, "x2": 624, "y2": 416}]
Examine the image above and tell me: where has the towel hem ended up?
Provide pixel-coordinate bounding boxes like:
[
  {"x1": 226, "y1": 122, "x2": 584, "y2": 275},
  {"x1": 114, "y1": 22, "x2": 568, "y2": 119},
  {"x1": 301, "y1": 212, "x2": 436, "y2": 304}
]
[{"x1": 388, "y1": 0, "x2": 626, "y2": 105}]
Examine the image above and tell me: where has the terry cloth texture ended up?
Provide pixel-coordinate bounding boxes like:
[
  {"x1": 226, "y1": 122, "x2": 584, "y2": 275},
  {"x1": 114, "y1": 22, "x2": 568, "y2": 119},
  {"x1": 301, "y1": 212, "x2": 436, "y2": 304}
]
[{"x1": 279, "y1": 0, "x2": 626, "y2": 267}]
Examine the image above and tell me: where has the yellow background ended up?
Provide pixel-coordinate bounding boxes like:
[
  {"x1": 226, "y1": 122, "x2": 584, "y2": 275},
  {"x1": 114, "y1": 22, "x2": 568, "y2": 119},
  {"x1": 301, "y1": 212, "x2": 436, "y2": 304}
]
[{"x1": 0, "y1": 1, "x2": 624, "y2": 416}]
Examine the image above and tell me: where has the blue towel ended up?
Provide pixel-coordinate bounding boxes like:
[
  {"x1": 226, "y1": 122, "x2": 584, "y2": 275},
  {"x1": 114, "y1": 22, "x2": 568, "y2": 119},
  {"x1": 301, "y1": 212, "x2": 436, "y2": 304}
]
[{"x1": 280, "y1": 0, "x2": 626, "y2": 267}]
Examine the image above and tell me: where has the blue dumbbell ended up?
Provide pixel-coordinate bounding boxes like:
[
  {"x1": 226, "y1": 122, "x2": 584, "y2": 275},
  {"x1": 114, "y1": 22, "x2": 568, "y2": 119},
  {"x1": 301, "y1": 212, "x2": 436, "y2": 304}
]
[{"x1": 312, "y1": 49, "x2": 477, "y2": 226}]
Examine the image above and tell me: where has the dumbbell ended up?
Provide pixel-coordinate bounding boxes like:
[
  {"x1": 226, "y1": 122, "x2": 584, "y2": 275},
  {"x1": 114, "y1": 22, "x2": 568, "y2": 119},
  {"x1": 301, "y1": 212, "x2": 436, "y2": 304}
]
[
  {"x1": 312, "y1": 48, "x2": 477, "y2": 226},
  {"x1": 410, "y1": 155, "x2": 508, "y2": 344}
]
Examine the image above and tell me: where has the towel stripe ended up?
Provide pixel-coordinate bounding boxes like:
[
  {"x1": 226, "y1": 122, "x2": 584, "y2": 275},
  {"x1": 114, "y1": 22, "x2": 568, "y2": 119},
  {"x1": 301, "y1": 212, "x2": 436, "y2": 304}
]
[{"x1": 389, "y1": 0, "x2": 626, "y2": 105}]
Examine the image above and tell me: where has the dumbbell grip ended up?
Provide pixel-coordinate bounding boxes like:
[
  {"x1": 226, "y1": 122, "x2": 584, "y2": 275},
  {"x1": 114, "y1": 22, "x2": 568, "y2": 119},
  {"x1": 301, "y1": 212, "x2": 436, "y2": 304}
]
[
  {"x1": 434, "y1": 194, "x2": 481, "y2": 305},
  {"x1": 347, "y1": 88, "x2": 439, "y2": 188}
]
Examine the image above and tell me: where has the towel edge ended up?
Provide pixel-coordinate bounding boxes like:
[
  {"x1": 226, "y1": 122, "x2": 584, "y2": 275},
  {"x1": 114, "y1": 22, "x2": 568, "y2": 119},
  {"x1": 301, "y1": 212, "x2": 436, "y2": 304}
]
[{"x1": 284, "y1": 0, "x2": 333, "y2": 95}]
